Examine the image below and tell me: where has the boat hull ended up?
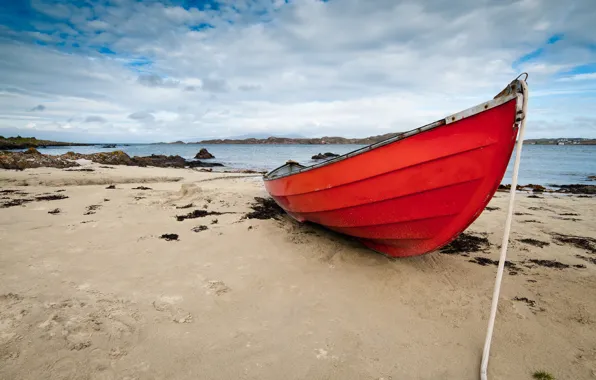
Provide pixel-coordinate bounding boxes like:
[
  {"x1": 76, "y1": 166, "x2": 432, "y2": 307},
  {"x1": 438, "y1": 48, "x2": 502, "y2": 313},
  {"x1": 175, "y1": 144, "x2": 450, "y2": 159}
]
[{"x1": 264, "y1": 87, "x2": 523, "y2": 257}]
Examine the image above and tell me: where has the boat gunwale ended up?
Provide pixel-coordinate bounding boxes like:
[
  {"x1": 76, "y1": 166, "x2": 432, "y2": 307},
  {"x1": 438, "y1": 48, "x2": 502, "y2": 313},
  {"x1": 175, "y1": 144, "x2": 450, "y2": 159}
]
[{"x1": 264, "y1": 84, "x2": 522, "y2": 181}]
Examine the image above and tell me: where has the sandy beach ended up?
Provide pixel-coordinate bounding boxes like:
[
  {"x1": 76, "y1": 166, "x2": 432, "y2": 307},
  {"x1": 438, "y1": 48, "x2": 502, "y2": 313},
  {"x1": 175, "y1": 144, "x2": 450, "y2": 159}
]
[{"x1": 1, "y1": 163, "x2": 595, "y2": 380}]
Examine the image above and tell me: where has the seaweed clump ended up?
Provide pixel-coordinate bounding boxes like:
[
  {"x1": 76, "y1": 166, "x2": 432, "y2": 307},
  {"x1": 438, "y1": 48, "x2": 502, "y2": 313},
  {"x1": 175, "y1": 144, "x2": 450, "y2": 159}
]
[
  {"x1": 440, "y1": 233, "x2": 490, "y2": 254},
  {"x1": 245, "y1": 197, "x2": 285, "y2": 220},
  {"x1": 176, "y1": 209, "x2": 223, "y2": 221}
]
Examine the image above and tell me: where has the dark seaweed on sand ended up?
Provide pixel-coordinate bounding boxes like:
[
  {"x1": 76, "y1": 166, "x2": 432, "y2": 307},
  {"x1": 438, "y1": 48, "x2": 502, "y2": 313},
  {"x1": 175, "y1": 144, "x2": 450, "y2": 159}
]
[
  {"x1": 84, "y1": 205, "x2": 101, "y2": 215},
  {"x1": 106, "y1": 185, "x2": 116, "y2": 189},
  {"x1": 469, "y1": 257, "x2": 518, "y2": 270},
  {"x1": 1, "y1": 198, "x2": 34, "y2": 208},
  {"x1": 0, "y1": 189, "x2": 27, "y2": 194},
  {"x1": 176, "y1": 209, "x2": 223, "y2": 221},
  {"x1": 191, "y1": 225, "x2": 208, "y2": 232},
  {"x1": 176, "y1": 203, "x2": 193, "y2": 209},
  {"x1": 35, "y1": 194, "x2": 68, "y2": 201},
  {"x1": 64, "y1": 168, "x2": 94, "y2": 172},
  {"x1": 576, "y1": 255, "x2": 596, "y2": 265},
  {"x1": 160, "y1": 233, "x2": 179, "y2": 241},
  {"x1": 552, "y1": 233, "x2": 596, "y2": 253},
  {"x1": 513, "y1": 296, "x2": 536, "y2": 308},
  {"x1": 440, "y1": 232, "x2": 490, "y2": 254},
  {"x1": 485, "y1": 206, "x2": 499, "y2": 211},
  {"x1": 48, "y1": 208, "x2": 60, "y2": 214},
  {"x1": 528, "y1": 259, "x2": 569, "y2": 269},
  {"x1": 245, "y1": 197, "x2": 285, "y2": 220},
  {"x1": 132, "y1": 186, "x2": 152, "y2": 190},
  {"x1": 518, "y1": 238, "x2": 550, "y2": 248}
]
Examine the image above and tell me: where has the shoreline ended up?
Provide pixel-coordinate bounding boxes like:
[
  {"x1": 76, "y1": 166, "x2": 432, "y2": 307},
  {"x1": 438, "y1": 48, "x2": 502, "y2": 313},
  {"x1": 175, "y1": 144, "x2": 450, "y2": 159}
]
[
  {"x1": 1, "y1": 163, "x2": 595, "y2": 379},
  {"x1": 1, "y1": 148, "x2": 594, "y2": 190}
]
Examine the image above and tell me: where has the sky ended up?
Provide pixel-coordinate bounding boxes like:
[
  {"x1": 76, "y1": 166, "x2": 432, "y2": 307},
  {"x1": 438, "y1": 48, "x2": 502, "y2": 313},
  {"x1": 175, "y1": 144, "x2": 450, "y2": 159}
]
[{"x1": 0, "y1": 0, "x2": 595, "y2": 143}]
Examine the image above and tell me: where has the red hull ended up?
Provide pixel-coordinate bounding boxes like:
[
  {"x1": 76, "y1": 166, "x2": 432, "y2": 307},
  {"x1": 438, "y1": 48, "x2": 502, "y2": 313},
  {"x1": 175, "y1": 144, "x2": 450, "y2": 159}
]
[{"x1": 264, "y1": 80, "x2": 526, "y2": 257}]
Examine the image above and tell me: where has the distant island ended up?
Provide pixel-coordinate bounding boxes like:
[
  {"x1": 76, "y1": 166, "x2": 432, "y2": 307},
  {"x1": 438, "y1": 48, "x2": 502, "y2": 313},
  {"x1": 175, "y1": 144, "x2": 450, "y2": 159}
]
[
  {"x1": 2, "y1": 135, "x2": 596, "y2": 148},
  {"x1": 523, "y1": 138, "x2": 596, "y2": 145},
  {"x1": 185, "y1": 135, "x2": 596, "y2": 146},
  {"x1": 194, "y1": 134, "x2": 400, "y2": 145},
  {"x1": 0, "y1": 136, "x2": 91, "y2": 150}
]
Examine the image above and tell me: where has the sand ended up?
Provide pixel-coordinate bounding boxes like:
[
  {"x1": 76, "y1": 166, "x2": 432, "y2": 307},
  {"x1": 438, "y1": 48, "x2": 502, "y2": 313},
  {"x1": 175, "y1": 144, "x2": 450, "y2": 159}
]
[{"x1": 0, "y1": 163, "x2": 595, "y2": 380}]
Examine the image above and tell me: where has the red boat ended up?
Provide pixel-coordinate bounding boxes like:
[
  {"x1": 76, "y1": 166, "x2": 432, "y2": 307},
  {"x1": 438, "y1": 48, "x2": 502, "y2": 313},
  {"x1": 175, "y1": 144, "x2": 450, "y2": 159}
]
[{"x1": 264, "y1": 77, "x2": 528, "y2": 257}]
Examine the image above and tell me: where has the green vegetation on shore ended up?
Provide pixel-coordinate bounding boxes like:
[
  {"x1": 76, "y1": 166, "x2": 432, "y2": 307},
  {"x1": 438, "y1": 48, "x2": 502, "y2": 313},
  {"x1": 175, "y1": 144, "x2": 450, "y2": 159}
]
[{"x1": 0, "y1": 136, "x2": 91, "y2": 150}]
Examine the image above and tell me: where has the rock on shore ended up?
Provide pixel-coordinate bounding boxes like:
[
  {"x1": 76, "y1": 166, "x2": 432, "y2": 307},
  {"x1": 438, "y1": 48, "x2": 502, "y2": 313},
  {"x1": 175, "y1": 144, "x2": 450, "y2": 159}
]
[
  {"x1": 0, "y1": 148, "x2": 79, "y2": 170},
  {"x1": 0, "y1": 149, "x2": 224, "y2": 170},
  {"x1": 312, "y1": 152, "x2": 340, "y2": 160},
  {"x1": 195, "y1": 148, "x2": 215, "y2": 159}
]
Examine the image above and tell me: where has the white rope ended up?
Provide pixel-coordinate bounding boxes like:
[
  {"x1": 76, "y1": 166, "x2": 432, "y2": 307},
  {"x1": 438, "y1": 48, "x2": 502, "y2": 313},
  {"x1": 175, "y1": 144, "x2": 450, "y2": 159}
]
[{"x1": 480, "y1": 79, "x2": 528, "y2": 380}]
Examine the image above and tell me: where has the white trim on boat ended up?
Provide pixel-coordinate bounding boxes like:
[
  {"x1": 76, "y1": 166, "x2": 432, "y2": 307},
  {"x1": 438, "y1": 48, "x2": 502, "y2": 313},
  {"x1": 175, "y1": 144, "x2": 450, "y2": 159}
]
[
  {"x1": 265, "y1": 80, "x2": 524, "y2": 181},
  {"x1": 444, "y1": 93, "x2": 517, "y2": 125}
]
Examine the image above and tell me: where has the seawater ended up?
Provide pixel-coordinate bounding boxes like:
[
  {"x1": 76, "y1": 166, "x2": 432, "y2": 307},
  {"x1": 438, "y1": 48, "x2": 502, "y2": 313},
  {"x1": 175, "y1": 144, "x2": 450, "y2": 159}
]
[{"x1": 35, "y1": 144, "x2": 595, "y2": 185}]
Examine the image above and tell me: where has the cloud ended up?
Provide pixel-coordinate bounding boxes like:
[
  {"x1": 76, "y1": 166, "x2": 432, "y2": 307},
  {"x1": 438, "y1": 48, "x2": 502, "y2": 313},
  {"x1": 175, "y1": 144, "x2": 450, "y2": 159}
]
[
  {"x1": 558, "y1": 73, "x2": 596, "y2": 81},
  {"x1": 238, "y1": 84, "x2": 261, "y2": 91},
  {"x1": 87, "y1": 20, "x2": 111, "y2": 32},
  {"x1": 128, "y1": 111, "x2": 155, "y2": 121},
  {"x1": 0, "y1": 0, "x2": 595, "y2": 142},
  {"x1": 137, "y1": 74, "x2": 179, "y2": 88},
  {"x1": 201, "y1": 78, "x2": 229, "y2": 93},
  {"x1": 84, "y1": 115, "x2": 108, "y2": 123},
  {"x1": 29, "y1": 104, "x2": 46, "y2": 112},
  {"x1": 30, "y1": 0, "x2": 72, "y2": 19}
]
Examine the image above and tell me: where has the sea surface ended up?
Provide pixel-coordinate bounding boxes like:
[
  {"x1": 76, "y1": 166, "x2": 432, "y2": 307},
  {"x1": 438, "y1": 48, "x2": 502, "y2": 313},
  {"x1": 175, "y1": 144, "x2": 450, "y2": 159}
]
[{"x1": 34, "y1": 144, "x2": 595, "y2": 186}]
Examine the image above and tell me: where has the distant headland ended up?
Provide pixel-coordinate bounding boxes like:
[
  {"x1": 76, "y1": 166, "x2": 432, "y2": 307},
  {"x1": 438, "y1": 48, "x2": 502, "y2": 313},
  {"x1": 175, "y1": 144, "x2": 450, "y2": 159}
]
[
  {"x1": 191, "y1": 133, "x2": 401, "y2": 145},
  {"x1": 0, "y1": 136, "x2": 91, "y2": 150},
  {"x1": 174, "y1": 136, "x2": 596, "y2": 145},
  {"x1": 2, "y1": 135, "x2": 595, "y2": 149}
]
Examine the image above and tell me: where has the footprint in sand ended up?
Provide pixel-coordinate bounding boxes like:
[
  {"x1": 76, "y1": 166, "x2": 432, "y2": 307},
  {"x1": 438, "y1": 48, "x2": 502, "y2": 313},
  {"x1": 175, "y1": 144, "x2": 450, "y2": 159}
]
[
  {"x1": 50, "y1": 357, "x2": 79, "y2": 379},
  {"x1": 152, "y1": 296, "x2": 193, "y2": 324},
  {"x1": 205, "y1": 280, "x2": 230, "y2": 296}
]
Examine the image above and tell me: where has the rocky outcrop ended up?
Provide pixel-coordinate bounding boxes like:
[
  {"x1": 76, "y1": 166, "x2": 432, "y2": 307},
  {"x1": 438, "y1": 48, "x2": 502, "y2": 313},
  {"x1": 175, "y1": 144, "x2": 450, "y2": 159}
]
[
  {"x1": 498, "y1": 183, "x2": 595, "y2": 195},
  {"x1": 553, "y1": 184, "x2": 596, "y2": 195},
  {"x1": 101, "y1": 144, "x2": 117, "y2": 148},
  {"x1": 132, "y1": 154, "x2": 187, "y2": 168},
  {"x1": 0, "y1": 149, "x2": 80, "y2": 170},
  {"x1": 521, "y1": 184, "x2": 546, "y2": 193},
  {"x1": 0, "y1": 149, "x2": 225, "y2": 170},
  {"x1": 312, "y1": 152, "x2": 340, "y2": 160},
  {"x1": 62, "y1": 151, "x2": 137, "y2": 166},
  {"x1": 187, "y1": 160, "x2": 224, "y2": 168},
  {"x1": 194, "y1": 148, "x2": 215, "y2": 159}
]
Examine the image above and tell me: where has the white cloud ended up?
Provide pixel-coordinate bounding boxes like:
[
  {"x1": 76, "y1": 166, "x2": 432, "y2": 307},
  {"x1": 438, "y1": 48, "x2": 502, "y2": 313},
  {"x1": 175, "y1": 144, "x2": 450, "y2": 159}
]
[
  {"x1": 29, "y1": 104, "x2": 46, "y2": 112},
  {"x1": 128, "y1": 111, "x2": 155, "y2": 121},
  {"x1": 558, "y1": 73, "x2": 596, "y2": 81},
  {"x1": 0, "y1": 0, "x2": 595, "y2": 142},
  {"x1": 87, "y1": 20, "x2": 111, "y2": 31}
]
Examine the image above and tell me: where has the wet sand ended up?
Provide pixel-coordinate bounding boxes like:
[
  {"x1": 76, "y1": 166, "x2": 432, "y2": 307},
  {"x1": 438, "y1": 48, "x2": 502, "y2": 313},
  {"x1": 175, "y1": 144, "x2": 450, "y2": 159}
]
[{"x1": 1, "y1": 164, "x2": 595, "y2": 380}]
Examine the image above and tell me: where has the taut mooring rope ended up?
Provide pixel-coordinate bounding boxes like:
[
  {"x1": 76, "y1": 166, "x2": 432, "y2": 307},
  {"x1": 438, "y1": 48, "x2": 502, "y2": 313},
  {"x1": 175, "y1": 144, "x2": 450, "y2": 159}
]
[{"x1": 480, "y1": 77, "x2": 529, "y2": 380}]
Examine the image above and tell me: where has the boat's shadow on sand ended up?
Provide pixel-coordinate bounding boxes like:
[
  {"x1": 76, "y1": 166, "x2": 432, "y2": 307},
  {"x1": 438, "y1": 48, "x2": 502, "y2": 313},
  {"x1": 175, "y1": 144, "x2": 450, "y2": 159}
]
[{"x1": 280, "y1": 216, "x2": 445, "y2": 270}]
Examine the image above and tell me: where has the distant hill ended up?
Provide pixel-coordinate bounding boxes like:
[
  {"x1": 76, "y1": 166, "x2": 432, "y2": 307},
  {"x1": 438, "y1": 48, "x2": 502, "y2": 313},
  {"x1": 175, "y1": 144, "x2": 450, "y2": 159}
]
[
  {"x1": 196, "y1": 135, "x2": 596, "y2": 145},
  {"x1": 0, "y1": 136, "x2": 91, "y2": 150},
  {"x1": 196, "y1": 133, "x2": 400, "y2": 145},
  {"x1": 524, "y1": 138, "x2": 596, "y2": 145}
]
